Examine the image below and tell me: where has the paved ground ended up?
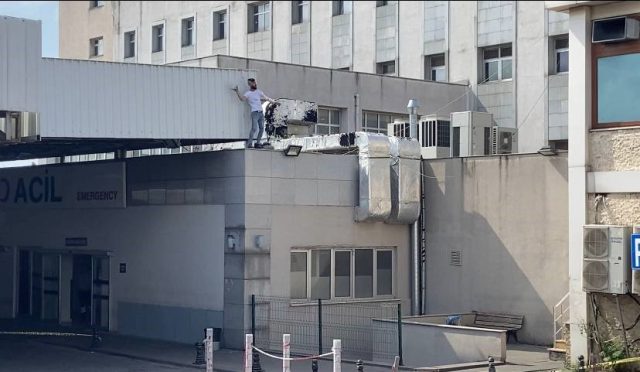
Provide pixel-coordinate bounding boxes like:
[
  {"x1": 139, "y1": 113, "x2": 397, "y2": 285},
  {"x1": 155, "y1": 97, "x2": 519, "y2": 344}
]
[
  {"x1": 0, "y1": 320, "x2": 564, "y2": 371},
  {"x1": 0, "y1": 337, "x2": 188, "y2": 372}
]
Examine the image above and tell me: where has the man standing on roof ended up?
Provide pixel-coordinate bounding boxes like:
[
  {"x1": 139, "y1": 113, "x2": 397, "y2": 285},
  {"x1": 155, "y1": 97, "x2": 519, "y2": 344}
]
[{"x1": 232, "y1": 78, "x2": 279, "y2": 148}]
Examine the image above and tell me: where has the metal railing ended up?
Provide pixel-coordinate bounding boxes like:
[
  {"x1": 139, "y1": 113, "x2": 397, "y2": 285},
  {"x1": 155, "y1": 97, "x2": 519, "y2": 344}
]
[
  {"x1": 251, "y1": 295, "x2": 402, "y2": 362},
  {"x1": 553, "y1": 292, "x2": 570, "y2": 344}
]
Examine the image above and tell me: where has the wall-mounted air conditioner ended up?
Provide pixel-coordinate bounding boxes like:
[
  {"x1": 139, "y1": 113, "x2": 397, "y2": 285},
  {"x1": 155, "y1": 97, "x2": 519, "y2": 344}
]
[
  {"x1": 593, "y1": 17, "x2": 640, "y2": 44},
  {"x1": 450, "y1": 111, "x2": 493, "y2": 157},
  {"x1": 583, "y1": 225, "x2": 631, "y2": 294},
  {"x1": 491, "y1": 127, "x2": 517, "y2": 155}
]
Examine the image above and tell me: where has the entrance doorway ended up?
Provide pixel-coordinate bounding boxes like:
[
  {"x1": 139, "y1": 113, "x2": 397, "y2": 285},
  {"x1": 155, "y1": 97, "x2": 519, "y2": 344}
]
[
  {"x1": 70, "y1": 254, "x2": 110, "y2": 329},
  {"x1": 71, "y1": 255, "x2": 92, "y2": 326}
]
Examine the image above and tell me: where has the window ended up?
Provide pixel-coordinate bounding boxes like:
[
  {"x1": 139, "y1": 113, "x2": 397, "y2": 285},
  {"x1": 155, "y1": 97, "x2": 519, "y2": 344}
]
[
  {"x1": 311, "y1": 250, "x2": 331, "y2": 300},
  {"x1": 483, "y1": 45, "x2": 512, "y2": 82},
  {"x1": 249, "y1": 2, "x2": 271, "y2": 33},
  {"x1": 377, "y1": 61, "x2": 396, "y2": 76},
  {"x1": 90, "y1": 1, "x2": 104, "y2": 9},
  {"x1": 291, "y1": 248, "x2": 394, "y2": 300},
  {"x1": 592, "y1": 30, "x2": 640, "y2": 129},
  {"x1": 554, "y1": 37, "x2": 569, "y2": 74},
  {"x1": 290, "y1": 252, "x2": 307, "y2": 299},
  {"x1": 213, "y1": 10, "x2": 227, "y2": 40},
  {"x1": 152, "y1": 24, "x2": 164, "y2": 52},
  {"x1": 292, "y1": 1, "x2": 310, "y2": 25},
  {"x1": 315, "y1": 108, "x2": 341, "y2": 135},
  {"x1": 332, "y1": 1, "x2": 352, "y2": 16},
  {"x1": 427, "y1": 54, "x2": 446, "y2": 82},
  {"x1": 363, "y1": 112, "x2": 408, "y2": 134},
  {"x1": 90, "y1": 37, "x2": 103, "y2": 57},
  {"x1": 124, "y1": 31, "x2": 135, "y2": 58},
  {"x1": 182, "y1": 17, "x2": 195, "y2": 47},
  {"x1": 376, "y1": 1, "x2": 395, "y2": 6}
]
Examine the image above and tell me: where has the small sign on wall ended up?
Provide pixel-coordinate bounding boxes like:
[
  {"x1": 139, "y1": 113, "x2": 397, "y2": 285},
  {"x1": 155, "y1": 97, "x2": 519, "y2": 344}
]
[
  {"x1": 65, "y1": 237, "x2": 88, "y2": 247},
  {"x1": 119, "y1": 263, "x2": 127, "y2": 273}
]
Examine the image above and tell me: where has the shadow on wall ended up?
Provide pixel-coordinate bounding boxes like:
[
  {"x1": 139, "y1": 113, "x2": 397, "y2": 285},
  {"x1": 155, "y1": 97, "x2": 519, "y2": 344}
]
[{"x1": 422, "y1": 154, "x2": 569, "y2": 346}]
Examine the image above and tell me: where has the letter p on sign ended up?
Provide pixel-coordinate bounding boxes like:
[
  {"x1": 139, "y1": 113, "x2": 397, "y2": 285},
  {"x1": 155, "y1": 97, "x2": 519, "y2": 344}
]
[{"x1": 632, "y1": 234, "x2": 640, "y2": 270}]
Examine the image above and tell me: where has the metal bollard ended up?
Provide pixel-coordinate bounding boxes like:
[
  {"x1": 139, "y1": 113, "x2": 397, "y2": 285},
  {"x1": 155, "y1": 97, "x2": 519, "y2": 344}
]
[
  {"x1": 487, "y1": 357, "x2": 495, "y2": 372},
  {"x1": 90, "y1": 328, "x2": 102, "y2": 349},
  {"x1": 356, "y1": 360, "x2": 364, "y2": 371},
  {"x1": 194, "y1": 342, "x2": 206, "y2": 365},
  {"x1": 252, "y1": 349, "x2": 264, "y2": 372},
  {"x1": 578, "y1": 355, "x2": 586, "y2": 371},
  {"x1": 311, "y1": 359, "x2": 318, "y2": 372}
]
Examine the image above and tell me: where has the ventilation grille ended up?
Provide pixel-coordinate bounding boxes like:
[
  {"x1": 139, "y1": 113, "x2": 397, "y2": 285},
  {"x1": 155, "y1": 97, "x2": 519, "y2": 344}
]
[
  {"x1": 390, "y1": 123, "x2": 411, "y2": 138},
  {"x1": 583, "y1": 260, "x2": 609, "y2": 292},
  {"x1": 450, "y1": 250, "x2": 462, "y2": 266},
  {"x1": 584, "y1": 228, "x2": 609, "y2": 258}
]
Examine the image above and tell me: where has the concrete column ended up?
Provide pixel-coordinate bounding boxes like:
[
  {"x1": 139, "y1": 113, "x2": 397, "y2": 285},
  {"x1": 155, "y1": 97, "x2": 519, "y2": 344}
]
[{"x1": 567, "y1": 6, "x2": 591, "y2": 361}]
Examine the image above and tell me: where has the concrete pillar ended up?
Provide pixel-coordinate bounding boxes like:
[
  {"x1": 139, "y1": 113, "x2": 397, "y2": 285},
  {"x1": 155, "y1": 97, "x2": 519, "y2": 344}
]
[{"x1": 567, "y1": 5, "x2": 591, "y2": 361}]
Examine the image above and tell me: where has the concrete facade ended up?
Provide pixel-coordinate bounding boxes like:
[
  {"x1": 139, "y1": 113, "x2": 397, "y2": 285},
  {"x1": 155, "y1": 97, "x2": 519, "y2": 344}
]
[
  {"x1": 547, "y1": 0, "x2": 640, "y2": 362},
  {"x1": 58, "y1": 1, "x2": 571, "y2": 152},
  {"x1": 0, "y1": 149, "x2": 411, "y2": 350},
  {"x1": 59, "y1": 1, "x2": 114, "y2": 61},
  {"x1": 422, "y1": 153, "x2": 569, "y2": 345},
  {"x1": 373, "y1": 318, "x2": 506, "y2": 367},
  {"x1": 172, "y1": 55, "x2": 469, "y2": 134}
]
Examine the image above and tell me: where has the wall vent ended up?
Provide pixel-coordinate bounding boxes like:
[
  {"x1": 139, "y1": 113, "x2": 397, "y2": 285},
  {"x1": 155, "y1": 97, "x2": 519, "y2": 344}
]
[{"x1": 450, "y1": 250, "x2": 462, "y2": 266}]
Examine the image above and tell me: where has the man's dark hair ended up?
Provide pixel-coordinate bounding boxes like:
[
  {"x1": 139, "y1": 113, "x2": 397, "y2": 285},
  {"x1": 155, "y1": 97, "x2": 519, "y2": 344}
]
[{"x1": 248, "y1": 78, "x2": 256, "y2": 82}]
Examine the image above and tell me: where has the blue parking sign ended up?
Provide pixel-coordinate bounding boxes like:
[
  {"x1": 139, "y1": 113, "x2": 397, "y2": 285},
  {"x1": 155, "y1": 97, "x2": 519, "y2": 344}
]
[{"x1": 632, "y1": 234, "x2": 640, "y2": 270}]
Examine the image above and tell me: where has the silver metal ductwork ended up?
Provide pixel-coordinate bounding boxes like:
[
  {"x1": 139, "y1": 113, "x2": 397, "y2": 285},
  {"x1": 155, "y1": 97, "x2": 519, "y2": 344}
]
[
  {"x1": 386, "y1": 137, "x2": 421, "y2": 224},
  {"x1": 354, "y1": 133, "x2": 392, "y2": 223},
  {"x1": 275, "y1": 132, "x2": 423, "y2": 224}
]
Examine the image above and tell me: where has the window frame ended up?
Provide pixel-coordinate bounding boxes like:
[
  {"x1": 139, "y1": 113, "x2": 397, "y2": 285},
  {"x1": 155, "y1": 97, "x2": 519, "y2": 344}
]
[
  {"x1": 363, "y1": 111, "x2": 408, "y2": 134},
  {"x1": 181, "y1": 16, "x2": 196, "y2": 47},
  {"x1": 315, "y1": 107, "x2": 341, "y2": 135},
  {"x1": 554, "y1": 36, "x2": 569, "y2": 74},
  {"x1": 249, "y1": 2, "x2": 271, "y2": 34},
  {"x1": 377, "y1": 61, "x2": 396, "y2": 76},
  {"x1": 592, "y1": 18, "x2": 640, "y2": 129},
  {"x1": 90, "y1": 1, "x2": 104, "y2": 9},
  {"x1": 332, "y1": 1, "x2": 352, "y2": 16},
  {"x1": 482, "y1": 45, "x2": 512, "y2": 82},
  {"x1": 151, "y1": 22, "x2": 165, "y2": 53},
  {"x1": 213, "y1": 9, "x2": 228, "y2": 41},
  {"x1": 291, "y1": 247, "x2": 395, "y2": 302},
  {"x1": 428, "y1": 54, "x2": 446, "y2": 82},
  {"x1": 90, "y1": 37, "x2": 104, "y2": 57},
  {"x1": 292, "y1": 1, "x2": 310, "y2": 25},
  {"x1": 124, "y1": 30, "x2": 136, "y2": 59}
]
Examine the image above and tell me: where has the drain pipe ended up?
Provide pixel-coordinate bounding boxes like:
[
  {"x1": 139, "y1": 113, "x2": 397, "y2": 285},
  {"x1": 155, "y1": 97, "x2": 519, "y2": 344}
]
[{"x1": 407, "y1": 99, "x2": 421, "y2": 315}]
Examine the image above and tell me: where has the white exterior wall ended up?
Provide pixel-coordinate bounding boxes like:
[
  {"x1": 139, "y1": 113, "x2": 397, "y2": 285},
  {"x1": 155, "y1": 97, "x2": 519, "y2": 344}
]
[
  {"x1": 0, "y1": 16, "x2": 41, "y2": 113},
  {"x1": 37, "y1": 58, "x2": 253, "y2": 140},
  {"x1": 0, "y1": 204, "x2": 226, "y2": 343}
]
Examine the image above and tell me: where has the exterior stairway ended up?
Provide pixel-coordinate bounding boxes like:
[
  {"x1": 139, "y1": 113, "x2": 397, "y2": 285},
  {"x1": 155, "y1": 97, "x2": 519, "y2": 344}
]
[{"x1": 548, "y1": 293, "x2": 570, "y2": 362}]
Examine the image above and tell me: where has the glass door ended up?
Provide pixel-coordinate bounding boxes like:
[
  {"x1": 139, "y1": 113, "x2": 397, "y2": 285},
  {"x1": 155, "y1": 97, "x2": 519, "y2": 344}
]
[
  {"x1": 42, "y1": 254, "x2": 60, "y2": 322},
  {"x1": 31, "y1": 252, "x2": 43, "y2": 319},
  {"x1": 92, "y1": 256, "x2": 110, "y2": 329}
]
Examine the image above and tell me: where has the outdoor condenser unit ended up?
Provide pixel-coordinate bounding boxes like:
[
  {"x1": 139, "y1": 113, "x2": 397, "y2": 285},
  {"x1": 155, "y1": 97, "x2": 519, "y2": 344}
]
[
  {"x1": 491, "y1": 126, "x2": 517, "y2": 155},
  {"x1": 582, "y1": 225, "x2": 631, "y2": 294},
  {"x1": 451, "y1": 111, "x2": 493, "y2": 157}
]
